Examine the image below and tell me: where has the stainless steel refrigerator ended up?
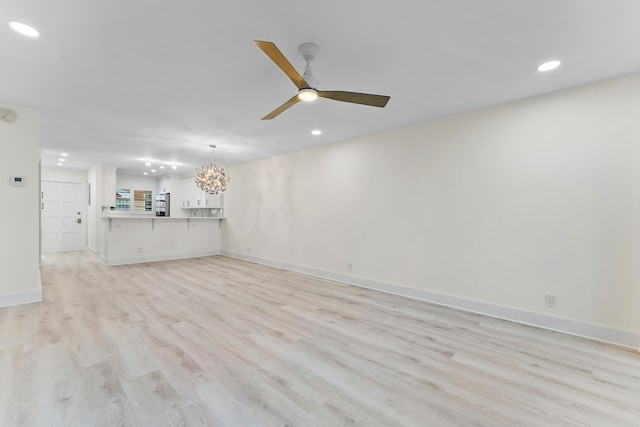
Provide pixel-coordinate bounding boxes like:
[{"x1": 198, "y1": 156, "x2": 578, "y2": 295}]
[{"x1": 156, "y1": 193, "x2": 170, "y2": 216}]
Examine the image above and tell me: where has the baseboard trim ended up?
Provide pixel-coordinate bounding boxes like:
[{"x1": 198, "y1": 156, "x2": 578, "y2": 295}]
[
  {"x1": 96, "y1": 250, "x2": 222, "y2": 266},
  {"x1": 85, "y1": 247, "x2": 101, "y2": 257},
  {"x1": 221, "y1": 250, "x2": 639, "y2": 351},
  {"x1": 0, "y1": 272, "x2": 43, "y2": 308}
]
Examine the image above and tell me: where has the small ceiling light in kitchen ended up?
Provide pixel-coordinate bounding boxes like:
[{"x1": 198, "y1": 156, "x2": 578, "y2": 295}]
[
  {"x1": 195, "y1": 145, "x2": 230, "y2": 195},
  {"x1": 311, "y1": 129, "x2": 322, "y2": 135},
  {"x1": 8, "y1": 21, "x2": 40, "y2": 37}
]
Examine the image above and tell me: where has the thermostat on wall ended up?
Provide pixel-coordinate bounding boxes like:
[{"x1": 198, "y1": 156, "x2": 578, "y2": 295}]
[{"x1": 9, "y1": 175, "x2": 26, "y2": 186}]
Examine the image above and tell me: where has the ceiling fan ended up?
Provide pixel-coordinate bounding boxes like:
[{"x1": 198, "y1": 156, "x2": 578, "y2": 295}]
[{"x1": 253, "y1": 40, "x2": 390, "y2": 120}]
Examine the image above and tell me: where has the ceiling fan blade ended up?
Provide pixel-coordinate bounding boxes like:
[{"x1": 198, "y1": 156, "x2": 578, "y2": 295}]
[
  {"x1": 262, "y1": 94, "x2": 301, "y2": 120},
  {"x1": 254, "y1": 40, "x2": 308, "y2": 90},
  {"x1": 318, "y1": 91, "x2": 390, "y2": 108}
]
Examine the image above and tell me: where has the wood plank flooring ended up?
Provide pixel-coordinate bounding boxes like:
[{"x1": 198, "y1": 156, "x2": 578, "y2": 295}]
[{"x1": 1, "y1": 251, "x2": 639, "y2": 426}]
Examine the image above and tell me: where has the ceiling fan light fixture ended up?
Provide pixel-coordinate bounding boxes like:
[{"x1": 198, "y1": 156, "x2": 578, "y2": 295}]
[{"x1": 298, "y1": 88, "x2": 318, "y2": 102}]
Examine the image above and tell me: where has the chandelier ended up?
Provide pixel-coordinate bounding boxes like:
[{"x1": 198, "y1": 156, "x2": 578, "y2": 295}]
[{"x1": 194, "y1": 145, "x2": 230, "y2": 194}]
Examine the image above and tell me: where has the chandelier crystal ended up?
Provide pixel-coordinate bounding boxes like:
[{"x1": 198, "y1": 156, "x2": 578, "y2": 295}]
[{"x1": 194, "y1": 145, "x2": 230, "y2": 195}]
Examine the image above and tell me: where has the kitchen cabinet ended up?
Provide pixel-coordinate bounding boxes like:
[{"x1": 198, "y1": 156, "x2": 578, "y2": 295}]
[
  {"x1": 179, "y1": 177, "x2": 224, "y2": 216},
  {"x1": 181, "y1": 177, "x2": 207, "y2": 207},
  {"x1": 207, "y1": 193, "x2": 222, "y2": 208}
]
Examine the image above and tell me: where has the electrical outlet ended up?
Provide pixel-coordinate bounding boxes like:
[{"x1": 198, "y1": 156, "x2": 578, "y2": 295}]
[
  {"x1": 347, "y1": 262, "x2": 353, "y2": 271},
  {"x1": 545, "y1": 294, "x2": 557, "y2": 308},
  {"x1": 137, "y1": 247, "x2": 143, "y2": 254}
]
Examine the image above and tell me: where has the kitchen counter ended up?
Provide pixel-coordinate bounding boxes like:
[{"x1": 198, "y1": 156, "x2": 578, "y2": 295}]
[
  {"x1": 97, "y1": 215, "x2": 224, "y2": 266},
  {"x1": 103, "y1": 215, "x2": 224, "y2": 220}
]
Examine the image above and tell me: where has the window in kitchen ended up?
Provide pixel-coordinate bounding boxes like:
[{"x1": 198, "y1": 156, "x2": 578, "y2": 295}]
[
  {"x1": 133, "y1": 189, "x2": 153, "y2": 213},
  {"x1": 115, "y1": 188, "x2": 131, "y2": 211},
  {"x1": 114, "y1": 187, "x2": 153, "y2": 214}
]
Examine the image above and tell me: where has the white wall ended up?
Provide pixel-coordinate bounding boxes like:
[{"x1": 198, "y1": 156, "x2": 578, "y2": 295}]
[
  {"x1": 116, "y1": 172, "x2": 157, "y2": 189},
  {"x1": 41, "y1": 166, "x2": 87, "y2": 184},
  {"x1": 0, "y1": 102, "x2": 41, "y2": 307},
  {"x1": 222, "y1": 72, "x2": 640, "y2": 348}
]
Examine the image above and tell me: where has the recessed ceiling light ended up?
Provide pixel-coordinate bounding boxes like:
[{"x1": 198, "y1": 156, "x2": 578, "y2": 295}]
[
  {"x1": 172, "y1": 165, "x2": 177, "y2": 170},
  {"x1": 143, "y1": 172, "x2": 148, "y2": 175},
  {"x1": 146, "y1": 161, "x2": 151, "y2": 166},
  {"x1": 61, "y1": 153, "x2": 68, "y2": 157},
  {"x1": 311, "y1": 129, "x2": 322, "y2": 136},
  {"x1": 58, "y1": 158, "x2": 65, "y2": 162},
  {"x1": 8, "y1": 21, "x2": 40, "y2": 37},
  {"x1": 160, "y1": 166, "x2": 165, "y2": 169},
  {"x1": 151, "y1": 169, "x2": 156, "y2": 173},
  {"x1": 537, "y1": 60, "x2": 561, "y2": 72},
  {"x1": 56, "y1": 163, "x2": 62, "y2": 166}
]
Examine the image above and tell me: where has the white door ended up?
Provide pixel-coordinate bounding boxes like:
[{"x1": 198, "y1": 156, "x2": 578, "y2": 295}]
[{"x1": 41, "y1": 181, "x2": 85, "y2": 252}]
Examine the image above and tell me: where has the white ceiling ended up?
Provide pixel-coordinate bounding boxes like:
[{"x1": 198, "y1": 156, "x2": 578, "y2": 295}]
[{"x1": 3, "y1": 0, "x2": 640, "y2": 175}]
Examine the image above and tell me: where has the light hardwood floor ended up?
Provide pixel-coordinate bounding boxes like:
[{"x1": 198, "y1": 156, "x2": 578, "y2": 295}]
[{"x1": 1, "y1": 252, "x2": 638, "y2": 426}]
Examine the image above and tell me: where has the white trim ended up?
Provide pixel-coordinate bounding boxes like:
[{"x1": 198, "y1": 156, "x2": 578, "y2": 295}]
[
  {"x1": 0, "y1": 270, "x2": 42, "y2": 308},
  {"x1": 95, "y1": 250, "x2": 221, "y2": 266},
  {"x1": 222, "y1": 250, "x2": 640, "y2": 352},
  {"x1": 85, "y1": 247, "x2": 101, "y2": 257}
]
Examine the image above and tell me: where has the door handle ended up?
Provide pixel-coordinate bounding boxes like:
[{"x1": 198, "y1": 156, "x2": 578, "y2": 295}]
[{"x1": 77, "y1": 218, "x2": 82, "y2": 224}]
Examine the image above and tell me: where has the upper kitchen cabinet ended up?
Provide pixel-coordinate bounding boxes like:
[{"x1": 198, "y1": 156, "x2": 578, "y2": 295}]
[
  {"x1": 181, "y1": 176, "x2": 207, "y2": 207},
  {"x1": 207, "y1": 193, "x2": 223, "y2": 208}
]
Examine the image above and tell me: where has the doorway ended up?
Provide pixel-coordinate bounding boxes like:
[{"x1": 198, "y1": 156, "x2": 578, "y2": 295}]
[{"x1": 41, "y1": 181, "x2": 86, "y2": 252}]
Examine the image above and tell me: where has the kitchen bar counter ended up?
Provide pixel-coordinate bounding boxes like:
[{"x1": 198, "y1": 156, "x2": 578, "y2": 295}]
[
  {"x1": 97, "y1": 215, "x2": 223, "y2": 266},
  {"x1": 103, "y1": 215, "x2": 224, "y2": 232},
  {"x1": 103, "y1": 215, "x2": 224, "y2": 219}
]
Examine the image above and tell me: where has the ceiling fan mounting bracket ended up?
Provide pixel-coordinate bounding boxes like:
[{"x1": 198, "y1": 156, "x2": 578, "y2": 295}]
[{"x1": 298, "y1": 43, "x2": 319, "y2": 61}]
